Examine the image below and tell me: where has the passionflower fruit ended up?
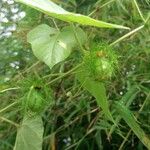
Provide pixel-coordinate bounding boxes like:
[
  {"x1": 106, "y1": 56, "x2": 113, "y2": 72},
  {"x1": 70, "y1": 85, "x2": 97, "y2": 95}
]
[
  {"x1": 26, "y1": 87, "x2": 45, "y2": 113},
  {"x1": 20, "y1": 76, "x2": 52, "y2": 115},
  {"x1": 83, "y1": 43, "x2": 118, "y2": 81}
]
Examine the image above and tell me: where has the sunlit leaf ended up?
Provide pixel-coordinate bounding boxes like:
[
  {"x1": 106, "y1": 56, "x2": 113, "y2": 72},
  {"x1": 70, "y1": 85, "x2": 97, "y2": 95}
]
[{"x1": 16, "y1": 0, "x2": 130, "y2": 29}]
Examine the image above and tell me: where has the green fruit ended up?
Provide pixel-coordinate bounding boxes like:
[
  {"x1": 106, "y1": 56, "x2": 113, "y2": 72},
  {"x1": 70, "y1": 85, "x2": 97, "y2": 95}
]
[
  {"x1": 83, "y1": 43, "x2": 118, "y2": 81},
  {"x1": 27, "y1": 90, "x2": 44, "y2": 113},
  {"x1": 95, "y1": 58, "x2": 113, "y2": 79},
  {"x1": 23, "y1": 85, "x2": 47, "y2": 114},
  {"x1": 20, "y1": 76, "x2": 53, "y2": 116}
]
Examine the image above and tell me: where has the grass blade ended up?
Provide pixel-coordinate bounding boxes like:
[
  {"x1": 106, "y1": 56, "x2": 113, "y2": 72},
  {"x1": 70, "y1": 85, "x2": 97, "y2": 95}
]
[
  {"x1": 114, "y1": 101, "x2": 150, "y2": 150},
  {"x1": 108, "y1": 86, "x2": 139, "y2": 138}
]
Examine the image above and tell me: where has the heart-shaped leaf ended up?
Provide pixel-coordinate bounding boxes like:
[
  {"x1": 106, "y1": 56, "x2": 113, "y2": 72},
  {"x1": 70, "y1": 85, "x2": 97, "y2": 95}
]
[
  {"x1": 27, "y1": 24, "x2": 86, "y2": 68},
  {"x1": 14, "y1": 115, "x2": 44, "y2": 150}
]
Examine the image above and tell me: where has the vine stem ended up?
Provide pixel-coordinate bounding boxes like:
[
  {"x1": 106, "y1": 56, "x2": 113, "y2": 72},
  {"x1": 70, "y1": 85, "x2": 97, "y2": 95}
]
[
  {"x1": 110, "y1": 25, "x2": 144, "y2": 46},
  {"x1": 88, "y1": 0, "x2": 116, "y2": 17},
  {"x1": 0, "y1": 87, "x2": 20, "y2": 93},
  {"x1": 0, "y1": 117, "x2": 19, "y2": 127},
  {"x1": 0, "y1": 101, "x2": 18, "y2": 114},
  {"x1": 133, "y1": 0, "x2": 146, "y2": 23},
  {"x1": 70, "y1": 23, "x2": 86, "y2": 54},
  {"x1": 46, "y1": 63, "x2": 82, "y2": 85}
]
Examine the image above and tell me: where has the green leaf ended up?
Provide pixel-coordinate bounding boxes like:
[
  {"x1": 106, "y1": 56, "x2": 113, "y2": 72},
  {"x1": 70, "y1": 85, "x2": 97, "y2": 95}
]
[
  {"x1": 27, "y1": 24, "x2": 86, "y2": 68},
  {"x1": 16, "y1": 0, "x2": 130, "y2": 29},
  {"x1": 114, "y1": 101, "x2": 150, "y2": 150},
  {"x1": 76, "y1": 67, "x2": 114, "y2": 122},
  {"x1": 14, "y1": 115, "x2": 44, "y2": 150}
]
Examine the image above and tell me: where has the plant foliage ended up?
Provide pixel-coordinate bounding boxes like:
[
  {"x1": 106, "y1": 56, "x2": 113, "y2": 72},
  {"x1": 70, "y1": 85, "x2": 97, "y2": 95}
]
[{"x1": 0, "y1": 0, "x2": 150, "y2": 150}]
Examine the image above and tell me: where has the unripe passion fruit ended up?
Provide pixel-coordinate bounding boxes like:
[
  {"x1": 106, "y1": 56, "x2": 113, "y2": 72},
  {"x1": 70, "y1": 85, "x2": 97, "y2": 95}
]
[
  {"x1": 19, "y1": 76, "x2": 53, "y2": 115},
  {"x1": 83, "y1": 43, "x2": 118, "y2": 81},
  {"x1": 27, "y1": 89, "x2": 44, "y2": 113}
]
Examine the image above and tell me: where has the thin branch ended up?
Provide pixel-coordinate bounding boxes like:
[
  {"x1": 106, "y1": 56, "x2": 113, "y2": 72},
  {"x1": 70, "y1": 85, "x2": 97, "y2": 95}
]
[{"x1": 110, "y1": 25, "x2": 144, "y2": 46}]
